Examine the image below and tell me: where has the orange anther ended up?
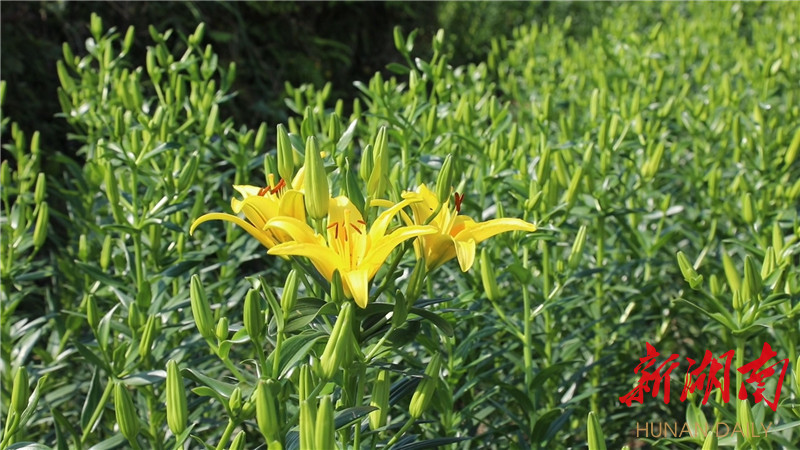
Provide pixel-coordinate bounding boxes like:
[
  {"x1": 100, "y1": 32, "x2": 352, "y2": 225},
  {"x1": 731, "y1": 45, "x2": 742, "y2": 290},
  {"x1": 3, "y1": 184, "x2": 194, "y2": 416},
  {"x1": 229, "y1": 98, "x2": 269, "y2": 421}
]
[
  {"x1": 454, "y1": 192, "x2": 464, "y2": 213},
  {"x1": 258, "y1": 187, "x2": 270, "y2": 196}
]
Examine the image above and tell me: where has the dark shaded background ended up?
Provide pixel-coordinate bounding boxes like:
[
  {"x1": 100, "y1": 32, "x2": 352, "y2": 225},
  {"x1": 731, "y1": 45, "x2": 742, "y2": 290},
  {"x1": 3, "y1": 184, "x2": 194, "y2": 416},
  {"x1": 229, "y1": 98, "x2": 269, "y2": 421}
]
[{"x1": 1, "y1": 1, "x2": 609, "y2": 153}]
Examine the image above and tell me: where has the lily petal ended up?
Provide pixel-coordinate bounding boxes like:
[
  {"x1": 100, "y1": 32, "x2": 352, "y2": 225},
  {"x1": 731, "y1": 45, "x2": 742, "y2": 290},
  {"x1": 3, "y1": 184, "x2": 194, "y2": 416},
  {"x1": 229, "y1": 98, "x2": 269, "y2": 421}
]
[
  {"x1": 278, "y1": 190, "x2": 306, "y2": 222},
  {"x1": 453, "y1": 237, "x2": 477, "y2": 272},
  {"x1": 266, "y1": 216, "x2": 320, "y2": 244},
  {"x1": 190, "y1": 213, "x2": 277, "y2": 248},
  {"x1": 460, "y1": 218, "x2": 537, "y2": 244},
  {"x1": 267, "y1": 242, "x2": 341, "y2": 281},
  {"x1": 343, "y1": 269, "x2": 370, "y2": 308},
  {"x1": 363, "y1": 225, "x2": 437, "y2": 278}
]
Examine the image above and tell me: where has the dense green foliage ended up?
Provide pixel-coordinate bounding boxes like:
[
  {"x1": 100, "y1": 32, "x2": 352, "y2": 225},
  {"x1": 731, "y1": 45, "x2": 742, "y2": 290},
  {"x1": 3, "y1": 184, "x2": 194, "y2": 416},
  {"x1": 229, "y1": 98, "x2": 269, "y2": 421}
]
[{"x1": 2, "y1": 2, "x2": 800, "y2": 449}]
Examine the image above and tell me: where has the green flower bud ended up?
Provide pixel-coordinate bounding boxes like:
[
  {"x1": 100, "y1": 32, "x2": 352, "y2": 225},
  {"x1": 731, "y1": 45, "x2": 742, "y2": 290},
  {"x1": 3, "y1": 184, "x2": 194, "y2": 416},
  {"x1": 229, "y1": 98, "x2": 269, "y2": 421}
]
[
  {"x1": 281, "y1": 270, "x2": 299, "y2": 315},
  {"x1": 367, "y1": 126, "x2": 389, "y2": 200},
  {"x1": 785, "y1": 127, "x2": 800, "y2": 168},
  {"x1": 405, "y1": 258, "x2": 427, "y2": 305},
  {"x1": 229, "y1": 430, "x2": 246, "y2": 450},
  {"x1": 177, "y1": 155, "x2": 199, "y2": 192},
  {"x1": 568, "y1": 225, "x2": 588, "y2": 270},
  {"x1": 794, "y1": 356, "x2": 800, "y2": 395},
  {"x1": 78, "y1": 234, "x2": 89, "y2": 262},
  {"x1": 229, "y1": 387, "x2": 242, "y2": 415},
  {"x1": 33, "y1": 202, "x2": 49, "y2": 250},
  {"x1": 369, "y1": 369, "x2": 390, "y2": 430},
  {"x1": 435, "y1": 154, "x2": 454, "y2": 205},
  {"x1": 205, "y1": 104, "x2": 219, "y2": 139},
  {"x1": 303, "y1": 136, "x2": 329, "y2": 220},
  {"x1": 34, "y1": 173, "x2": 46, "y2": 204},
  {"x1": 677, "y1": 251, "x2": 703, "y2": 289},
  {"x1": 276, "y1": 124, "x2": 295, "y2": 186},
  {"x1": 480, "y1": 249, "x2": 501, "y2": 302},
  {"x1": 299, "y1": 364, "x2": 314, "y2": 403},
  {"x1": 319, "y1": 301, "x2": 354, "y2": 380},
  {"x1": 166, "y1": 360, "x2": 188, "y2": 436},
  {"x1": 741, "y1": 192, "x2": 755, "y2": 225},
  {"x1": 114, "y1": 383, "x2": 140, "y2": 443},
  {"x1": 709, "y1": 274, "x2": 721, "y2": 297},
  {"x1": 721, "y1": 249, "x2": 741, "y2": 292},
  {"x1": 586, "y1": 411, "x2": 607, "y2": 450},
  {"x1": 256, "y1": 380, "x2": 281, "y2": 443},
  {"x1": 299, "y1": 398, "x2": 315, "y2": 450},
  {"x1": 215, "y1": 317, "x2": 229, "y2": 341},
  {"x1": 409, "y1": 353, "x2": 442, "y2": 418},
  {"x1": 732, "y1": 289, "x2": 743, "y2": 311},
  {"x1": 701, "y1": 432, "x2": 717, "y2": 450},
  {"x1": 190, "y1": 275, "x2": 215, "y2": 341},
  {"x1": 359, "y1": 144, "x2": 374, "y2": 184},
  {"x1": 327, "y1": 113, "x2": 341, "y2": 145},
  {"x1": 244, "y1": 289, "x2": 263, "y2": 342},
  {"x1": 392, "y1": 290, "x2": 408, "y2": 328},
  {"x1": 742, "y1": 255, "x2": 761, "y2": 304},
  {"x1": 100, "y1": 234, "x2": 113, "y2": 272},
  {"x1": 86, "y1": 294, "x2": 100, "y2": 330},
  {"x1": 343, "y1": 162, "x2": 365, "y2": 215},
  {"x1": 315, "y1": 395, "x2": 334, "y2": 449},
  {"x1": 761, "y1": 247, "x2": 776, "y2": 280},
  {"x1": 11, "y1": 366, "x2": 29, "y2": 414},
  {"x1": 0, "y1": 160, "x2": 10, "y2": 187},
  {"x1": 138, "y1": 314, "x2": 158, "y2": 359},
  {"x1": 737, "y1": 399, "x2": 756, "y2": 445},
  {"x1": 686, "y1": 399, "x2": 708, "y2": 438},
  {"x1": 121, "y1": 26, "x2": 135, "y2": 55}
]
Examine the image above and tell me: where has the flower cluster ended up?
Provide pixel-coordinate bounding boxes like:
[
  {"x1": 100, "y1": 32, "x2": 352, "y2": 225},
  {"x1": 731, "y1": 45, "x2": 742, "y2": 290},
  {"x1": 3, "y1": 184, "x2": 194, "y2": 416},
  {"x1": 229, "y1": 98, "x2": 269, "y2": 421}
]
[{"x1": 191, "y1": 134, "x2": 536, "y2": 308}]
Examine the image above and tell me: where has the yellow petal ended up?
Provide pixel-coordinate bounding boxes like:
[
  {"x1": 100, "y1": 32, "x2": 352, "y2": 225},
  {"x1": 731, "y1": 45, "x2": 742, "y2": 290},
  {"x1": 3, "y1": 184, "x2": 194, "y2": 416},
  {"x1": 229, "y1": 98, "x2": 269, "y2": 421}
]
[
  {"x1": 343, "y1": 269, "x2": 370, "y2": 308},
  {"x1": 460, "y1": 218, "x2": 537, "y2": 244},
  {"x1": 233, "y1": 185, "x2": 263, "y2": 198},
  {"x1": 419, "y1": 233, "x2": 457, "y2": 271},
  {"x1": 291, "y1": 166, "x2": 306, "y2": 191},
  {"x1": 190, "y1": 213, "x2": 277, "y2": 248},
  {"x1": 369, "y1": 198, "x2": 417, "y2": 241},
  {"x1": 238, "y1": 196, "x2": 280, "y2": 228},
  {"x1": 278, "y1": 190, "x2": 306, "y2": 222},
  {"x1": 363, "y1": 225, "x2": 437, "y2": 278},
  {"x1": 266, "y1": 216, "x2": 319, "y2": 244},
  {"x1": 453, "y1": 237, "x2": 477, "y2": 272},
  {"x1": 328, "y1": 196, "x2": 364, "y2": 225},
  {"x1": 267, "y1": 242, "x2": 341, "y2": 281}
]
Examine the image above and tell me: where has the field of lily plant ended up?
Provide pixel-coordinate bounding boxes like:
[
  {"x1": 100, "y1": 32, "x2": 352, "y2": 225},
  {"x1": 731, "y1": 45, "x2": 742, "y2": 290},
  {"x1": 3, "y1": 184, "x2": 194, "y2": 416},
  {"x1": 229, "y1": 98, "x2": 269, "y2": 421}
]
[{"x1": 2, "y1": 2, "x2": 800, "y2": 449}]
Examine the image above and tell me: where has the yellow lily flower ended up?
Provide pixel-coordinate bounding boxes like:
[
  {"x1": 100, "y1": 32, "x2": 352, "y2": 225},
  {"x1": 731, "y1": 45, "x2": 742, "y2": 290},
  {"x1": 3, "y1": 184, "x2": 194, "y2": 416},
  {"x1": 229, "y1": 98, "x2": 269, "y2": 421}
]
[
  {"x1": 265, "y1": 196, "x2": 436, "y2": 308},
  {"x1": 399, "y1": 184, "x2": 537, "y2": 272},
  {"x1": 189, "y1": 170, "x2": 306, "y2": 248}
]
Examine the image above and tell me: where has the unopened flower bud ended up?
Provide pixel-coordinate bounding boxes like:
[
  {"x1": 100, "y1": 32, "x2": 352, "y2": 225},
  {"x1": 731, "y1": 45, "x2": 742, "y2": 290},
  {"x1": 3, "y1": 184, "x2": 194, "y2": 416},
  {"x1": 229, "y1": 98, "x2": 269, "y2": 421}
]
[
  {"x1": 319, "y1": 301, "x2": 354, "y2": 380},
  {"x1": 87, "y1": 294, "x2": 100, "y2": 330},
  {"x1": 303, "y1": 136, "x2": 329, "y2": 220},
  {"x1": 761, "y1": 247, "x2": 776, "y2": 280},
  {"x1": 359, "y1": 144, "x2": 374, "y2": 184},
  {"x1": 409, "y1": 353, "x2": 442, "y2": 418},
  {"x1": 677, "y1": 251, "x2": 703, "y2": 290},
  {"x1": 215, "y1": 317, "x2": 229, "y2": 341},
  {"x1": 100, "y1": 235, "x2": 113, "y2": 272},
  {"x1": 11, "y1": 366, "x2": 29, "y2": 414},
  {"x1": 256, "y1": 379, "x2": 281, "y2": 442},
  {"x1": 114, "y1": 383, "x2": 140, "y2": 443},
  {"x1": 34, "y1": 173, "x2": 46, "y2": 204},
  {"x1": 177, "y1": 155, "x2": 199, "y2": 192},
  {"x1": 33, "y1": 202, "x2": 49, "y2": 250},
  {"x1": 281, "y1": 270, "x2": 299, "y2": 315},
  {"x1": 315, "y1": 395, "x2": 334, "y2": 449},
  {"x1": 367, "y1": 126, "x2": 389, "y2": 200},
  {"x1": 190, "y1": 274, "x2": 215, "y2": 341},
  {"x1": 299, "y1": 398, "x2": 315, "y2": 450},
  {"x1": 276, "y1": 124, "x2": 295, "y2": 186},
  {"x1": 229, "y1": 430, "x2": 246, "y2": 450},
  {"x1": 138, "y1": 314, "x2": 158, "y2": 359},
  {"x1": 0, "y1": 160, "x2": 10, "y2": 187},
  {"x1": 229, "y1": 387, "x2": 242, "y2": 415},
  {"x1": 369, "y1": 369, "x2": 391, "y2": 430},
  {"x1": 709, "y1": 274, "x2": 721, "y2": 297},
  {"x1": 435, "y1": 154, "x2": 454, "y2": 205},
  {"x1": 721, "y1": 249, "x2": 740, "y2": 292},
  {"x1": 568, "y1": 225, "x2": 588, "y2": 270},
  {"x1": 741, "y1": 192, "x2": 755, "y2": 225},
  {"x1": 587, "y1": 411, "x2": 607, "y2": 450},
  {"x1": 244, "y1": 289, "x2": 264, "y2": 342},
  {"x1": 480, "y1": 249, "x2": 501, "y2": 302},
  {"x1": 166, "y1": 360, "x2": 188, "y2": 435},
  {"x1": 737, "y1": 399, "x2": 756, "y2": 445},
  {"x1": 701, "y1": 432, "x2": 718, "y2": 450},
  {"x1": 742, "y1": 255, "x2": 761, "y2": 304}
]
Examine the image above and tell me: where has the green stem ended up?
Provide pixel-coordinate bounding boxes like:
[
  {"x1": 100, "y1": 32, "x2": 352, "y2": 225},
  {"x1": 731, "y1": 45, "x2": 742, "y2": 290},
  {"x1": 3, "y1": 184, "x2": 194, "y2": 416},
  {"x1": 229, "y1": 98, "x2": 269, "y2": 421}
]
[
  {"x1": 385, "y1": 417, "x2": 416, "y2": 448},
  {"x1": 522, "y1": 247, "x2": 533, "y2": 392},
  {"x1": 215, "y1": 418, "x2": 237, "y2": 450},
  {"x1": 81, "y1": 379, "x2": 115, "y2": 443},
  {"x1": 271, "y1": 331, "x2": 284, "y2": 378}
]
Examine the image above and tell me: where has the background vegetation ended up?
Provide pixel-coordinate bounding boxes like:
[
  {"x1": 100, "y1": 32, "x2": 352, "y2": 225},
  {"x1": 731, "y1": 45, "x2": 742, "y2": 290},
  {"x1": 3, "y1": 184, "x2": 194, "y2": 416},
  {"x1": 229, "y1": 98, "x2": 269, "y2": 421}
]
[{"x1": 2, "y1": 1, "x2": 799, "y2": 449}]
